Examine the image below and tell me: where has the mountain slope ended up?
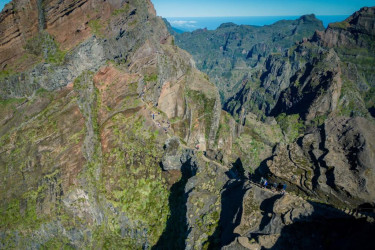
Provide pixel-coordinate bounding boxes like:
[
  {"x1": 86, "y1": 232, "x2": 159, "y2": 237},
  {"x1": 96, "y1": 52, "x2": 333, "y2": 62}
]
[{"x1": 0, "y1": 0, "x2": 226, "y2": 248}]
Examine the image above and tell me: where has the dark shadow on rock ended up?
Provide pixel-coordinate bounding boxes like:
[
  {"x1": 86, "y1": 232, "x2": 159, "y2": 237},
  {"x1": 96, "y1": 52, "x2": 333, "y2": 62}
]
[
  {"x1": 207, "y1": 179, "x2": 249, "y2": 249},
  {"x1": 251, "y1": 156, "x2": 273, "y2": 183},
  {"x1": 270, "y1": 63, "x2": 333, "y2": 119},
  {"x1": 307, "y1": 146, "x2": 321, "y2": 191},
  {"x1": 230, "y1": 158, "x2": 245, "y2": 179},
  {"x1": 368, "y1": 106, "x2": 375, "y2": 118},
  {"x1": 258, "y1": 194, "x2": 283, "y2": 232},
  {"x1": 270, "y1": 201, "x2": 375, "y2": 250},
  {"x1": 317, "y1": 125, "x2": 336, "y2": 190},
  {"x1": 153, "y1": 159, "x2": 196, "y2": 250}
]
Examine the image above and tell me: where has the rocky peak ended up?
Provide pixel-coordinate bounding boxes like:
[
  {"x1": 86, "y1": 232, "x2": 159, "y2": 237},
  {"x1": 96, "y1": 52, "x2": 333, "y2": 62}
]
[
  {"x1": 218, "y1": 22, "x2": 238, "y2": 29},
  {"x1": 314, "y1": 6, "x2": 375, "y2": 48},
  {"x1": 340, "y1": 6, "x2": 375, "y2": 36},
  {"x1": 298, "y1": 14, "x2": 319, "y2": 23}
]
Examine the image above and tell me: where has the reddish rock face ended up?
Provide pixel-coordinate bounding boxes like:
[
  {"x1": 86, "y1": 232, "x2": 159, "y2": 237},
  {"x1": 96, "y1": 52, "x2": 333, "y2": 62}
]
[
  {"x1": 0, "y1": 0, "x2": 130, "y2": 71},
  {"x1": 0, "y1": 0, "x2": 39, "y2": 70},
  {"x1": 44, "y1": 0, "x2": 121, "y2": 50},
  {"x1": 93, "y1": 65, "x2": 141, "y2": 124}
]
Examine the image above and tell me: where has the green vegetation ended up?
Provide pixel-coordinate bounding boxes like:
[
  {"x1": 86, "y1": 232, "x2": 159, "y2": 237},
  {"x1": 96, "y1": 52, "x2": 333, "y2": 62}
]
[
  {"x1": 144, "y1": 73, "x2": 158, "y2": 83},
  {"x1": 103, "y1": 113, "x2": 170, "y2": 246},
  {"x1": 329, "y1": 21, "x2": 350, "y2": 29},
  {"x1": 276, "y1": 113, "x2": 305, "y2": 142},
  {"x1": 88, "y1": 19, "x2": 104, "y2": 37},
  {"x1": 0, "y1": 97, "x2": 25, "y2": 108},
  {"x1": 337, "y1": 78, "x2": 369, "y2": 118},
  {"x1": 0, "y1": 170, "x2": 61, "y2": 231},
  {"x1": 215, "y1": 113, "x2": 232, "y2": 145},
  {"x1": 0, "y1": 69, "x2": 15, "y2": 79},
  {"x1": 111, "y1": 4, "x2": 130, "y2": 16},
  {"x1": 41, "y1": 236, "x2": 75, "y2": 250},
  {"x1": 310, "y1": 114, "x2": 327, "y2": 127},
  {"x1": 24, "y1": 32, "x2": 67, "y2": 65}
]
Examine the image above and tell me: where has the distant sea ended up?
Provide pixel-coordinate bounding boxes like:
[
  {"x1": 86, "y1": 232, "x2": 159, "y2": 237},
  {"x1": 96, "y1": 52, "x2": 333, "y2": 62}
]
[{"x1": 166, "y1": 15, "x2": 350, "y2": 33}]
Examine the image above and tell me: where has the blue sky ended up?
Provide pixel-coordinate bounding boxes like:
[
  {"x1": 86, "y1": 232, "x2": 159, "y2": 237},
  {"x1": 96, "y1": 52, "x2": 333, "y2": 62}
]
[
  {"x1": 1, "y1": 0, "x2": 374, "y2": 16},
  {"x1": 0, "y1": 0, "x2": 9, "y2": 11},
  {"x1": 153, "y1": 0, "x2": 375, "y2": 17}
]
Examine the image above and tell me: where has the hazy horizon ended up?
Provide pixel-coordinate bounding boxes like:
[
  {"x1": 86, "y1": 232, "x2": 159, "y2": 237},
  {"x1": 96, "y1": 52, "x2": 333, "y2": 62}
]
[
  {"x1": 153, "y1": 0, "x2": 375, "y2": 17},
  {"x1": 165, "y1": 15, "x2": 350, "y2": 32}
]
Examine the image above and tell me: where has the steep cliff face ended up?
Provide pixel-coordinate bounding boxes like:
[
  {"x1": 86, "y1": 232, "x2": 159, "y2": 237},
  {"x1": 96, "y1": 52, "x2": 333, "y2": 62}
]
[
  {"x1": 0, "y1": 0, "x2": 125, "y2": 71},
  {"x1": 0, "y1": 0, "x2": 39, "y2": 71},
  {"x1": 315, "y1": 6, "x2": 375, "y2": 48},
  {"x1": 267, "y1": 116, "x2": 375, "y2": 207},
  {"x1": 0, "y1": 0, "x2": 225, "y2": 248}
]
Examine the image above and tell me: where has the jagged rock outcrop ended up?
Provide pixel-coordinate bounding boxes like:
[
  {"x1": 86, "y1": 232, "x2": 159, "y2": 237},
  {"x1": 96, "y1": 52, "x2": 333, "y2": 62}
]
[
  {"x1": 161, "y1": 137, "x2": 198, "y2": 173},
  {"x1": 272, "y1": 47, "x2": 343, "y2": 121},
  {"x1": 314, "y1": 7, "x2": 375, "y2": 48},
  {"x1": 222, "y1": 183, "x2": 375, "y2": 249},
  {"x1": 267, "y1": 116, "x2": 375, "y2": 207},
  {"x1": 219, "y1": 8, "x2": 375, "y2": 247}
]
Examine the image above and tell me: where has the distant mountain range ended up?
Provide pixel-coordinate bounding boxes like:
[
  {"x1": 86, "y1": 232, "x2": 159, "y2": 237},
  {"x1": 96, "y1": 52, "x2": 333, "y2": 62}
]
[
  {"x1": 166, "y1": 14, "x2": 325, "y2": 102},
  {"x1": 165, "y1": 15, "x2": 350, "y2": 32}
]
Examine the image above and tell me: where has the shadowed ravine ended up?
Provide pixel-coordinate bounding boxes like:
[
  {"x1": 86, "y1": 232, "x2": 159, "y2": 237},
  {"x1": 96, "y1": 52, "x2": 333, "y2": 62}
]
[
  {"x1": 271, "y1": 202, "x2": 375, "y2": 250},
  {"x1": 153, "y1": 161, "x2": 196, "y2": 249},
  {"x1": 207, "y1": 160, "x2": 249, "y2": 248}
]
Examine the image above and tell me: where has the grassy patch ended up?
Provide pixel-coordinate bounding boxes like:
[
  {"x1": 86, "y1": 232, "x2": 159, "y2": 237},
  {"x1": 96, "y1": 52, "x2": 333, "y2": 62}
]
[
  {"x1": 276, "y1": 113, "x2": 305, "y2": 142},
  {"x1": 186, "y1": 89, "x2": 216, "y2": 139},
  {"x1": 0, "y1": 97, "x2": 26, "y2": 108},
  {"x1": 0, "y1": 69, "x2": 15, "y2": 79},
  {"x1": 144, "y1": 73, "x2": 158, "y2": 83},
  {"x1": 103, "y1": 113, "x2": 170, "y2": 246},
  {"x1": 111, "y1": 4, "x2": 130, "y2": 16},
  {"x1": 88, "y1": 19, "x2": 104, "y2": 37},
  {"x1": 24, "y1": 32, "x2": 67, "y2": 65},
  {"x1": 329, "y1": 21, "x2": 349, "y2": 29},
  {"x1": 234, "y1": 134, "x2": 265, "y2": 173}
]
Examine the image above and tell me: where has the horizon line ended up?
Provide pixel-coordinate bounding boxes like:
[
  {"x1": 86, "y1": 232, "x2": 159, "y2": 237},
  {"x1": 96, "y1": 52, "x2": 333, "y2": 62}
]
[{"x1": 163, "y1": 14, "x2": 351, "y2": 18}]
